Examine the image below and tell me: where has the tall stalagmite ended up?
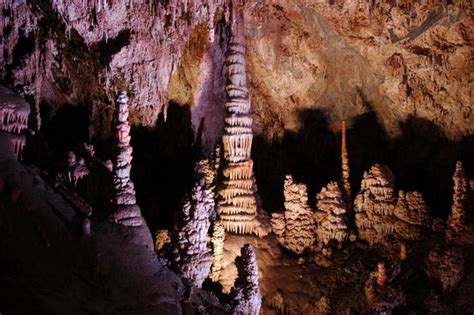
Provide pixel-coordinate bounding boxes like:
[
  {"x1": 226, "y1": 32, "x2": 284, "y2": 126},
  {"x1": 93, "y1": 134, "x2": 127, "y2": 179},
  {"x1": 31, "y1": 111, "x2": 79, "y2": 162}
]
[
  {"x1": 216, "y1": 1, "x2": 267, "y2": 236},
  {"x1": 446, "y1": 161, "x2": 469, "y2": 239},
  {"x1": 340, "y1": 120, "x2": 351, "y2": 209},
  {"x1": 109, "y1": 91, "x2": 143, "y2": 227}
]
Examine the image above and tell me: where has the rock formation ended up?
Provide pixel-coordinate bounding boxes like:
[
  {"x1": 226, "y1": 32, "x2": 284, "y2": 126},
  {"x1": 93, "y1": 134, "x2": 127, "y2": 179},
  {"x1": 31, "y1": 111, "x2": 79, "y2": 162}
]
[
  {"x1": 355, "y1": 164, "x2": 398, "y2": 244},
  {"x1": 216, "y1": 1, "x2": 268, "y2": 236},
  {"x1": 355, "y1": 164, "x2": 432, "y2": 245},
  {"x1": 340, "y1": 120, "x2": 351, "y2": 209},
  {"x1": 446, "y1": 161, "x2": 469, "y2": 240},
  {"x1": 170, "y1": 179, "x2": 213, "y2": 288},
  {"x1": 209, "y1": 221, "x2": 226, "y2": 282},
  {"x1": 365, "y1": 261, "x2": 405, "y2": 314},
  {"x1": 57, "y1": 151, "x2": 90, "y2": 189},
  {"x1": 230, "y1": 244, "x2": 262, "y2": 315},
  {"x1": 425, "y1": 246, "x2": 464, "y2": 293},
  {"x1": 271, "y1": 175, "x2": 316, "y2": 254},
  {"x1": 154, "y1": 229, "x2": 171, "y2": 253},
  {"x1": 0, "y1": 86, "x2": 30, "y2": 160},
  {"x1": 109, "y1": 91, "x2": 143, "y2": 227},
  {"x1": 315, "y1": 181, "x2": 349, "y2": 248}
]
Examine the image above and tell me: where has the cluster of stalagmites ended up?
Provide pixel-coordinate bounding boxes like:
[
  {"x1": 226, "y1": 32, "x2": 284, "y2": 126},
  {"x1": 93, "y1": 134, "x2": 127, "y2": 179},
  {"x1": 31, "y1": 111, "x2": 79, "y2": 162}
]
[
  {"x1": 0, "y1": 86, "x2": 30, "y2": 160},
  {"x1": 230, "y1": 244, "x2": 262, "y2": 315},
  {"x1": 271, "y1": 175, "x2": 316, "y2": 254},
  {"x1": 109, "y1": 92, "x2": 143, "y2": 227},
  {"x1": 425, "y1": 245, "x2": 464, "y2": 293},
  {"x1": 170, "y1": 170, "x2": 213, "y2": 288},
  {"x1": 365, "y1": 261, "x2": 406, "y2": 314},
  {"x1": 56, "y1": 151, "x2": 90, "y2": 189},
  {"x1": 355, "y1": 164, "x2": 432, "y2": 245},
  {"x1": 216, "y1": 2, "x2": 268, "y2": 237},
  {"x1": 446, "y1": 161, "x2": 469, "y2": 240}
]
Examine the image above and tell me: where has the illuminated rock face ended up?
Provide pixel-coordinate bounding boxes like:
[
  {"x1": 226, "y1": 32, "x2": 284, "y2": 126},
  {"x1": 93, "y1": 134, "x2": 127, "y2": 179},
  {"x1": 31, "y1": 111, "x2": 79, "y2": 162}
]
[
  {"x1": 0, "y1": 86, "x2": 30, "y2": 160},
  {"x1": 230, "y1": 244, "x2": 262, "y2": 315},
  {"x1": 209, "y1": 221, "x2": 225, "y2": 282},
  {"x1": 446, "y1": 161, "x2": 469, "y2": 240},
  {"x1": 171, "y1": 180, "x2": 213, "y2": 288},
  {"x1": 354, "y1": 164, "x2": 432, "y2": 245},
  {"x1": 271, "y1": 175, "x2": 316, "y2": 254},
  {"x1": 340, "y1": 120, "x2": 351, "y2": 208},
  {"x1": 315, "y1": 181, "x2": 349, "y2": 248},
  {"x1": 217, "y1": 2, "x2": 267, "y2": 236},
  {"x1": 109, "y1": 92, "x2": 143, "y2": 227}
]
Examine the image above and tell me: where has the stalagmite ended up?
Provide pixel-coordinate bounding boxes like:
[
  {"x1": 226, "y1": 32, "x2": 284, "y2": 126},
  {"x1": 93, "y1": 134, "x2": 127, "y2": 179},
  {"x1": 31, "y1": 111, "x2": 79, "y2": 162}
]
[
  {"x1": 271, "y1": 175, "x2": 316, "y2": 254},
  {"x1": 315, "y1": 181, "x2": 350, "y2": 249},
  {"x1": 446, "y1": 161, "x2": 469, "y2": 240},
  {"x1": 209, "y1": 221, "x2": 225, "y2": 282},
  {"x1": 365, "y1": 261, "x2": 405, "y2": 314},
  {"x1": 0, "y1": 86, "x2": 30, "y2": 160},
  {"x1": 340, "y1": 120, "x2": 352, "y2": 209},
  {"x1": 170, "y1": 178, "x2": 213, "y2": 288},
  {"x1": 355, "y1": 164, "x2": 432, "y2": 245},
  {"x1": 216, "y1": 0, "x2": 269, "y2": 236},
  {"x1": 109, "y1": 91, "x2": 143, "y2": 227},
  {"x1": 425, "y1": 246, "x2": 464, "y2": 293},
  {"x1": 230, "y1": 244, "x2": 262, "y2": 315}
]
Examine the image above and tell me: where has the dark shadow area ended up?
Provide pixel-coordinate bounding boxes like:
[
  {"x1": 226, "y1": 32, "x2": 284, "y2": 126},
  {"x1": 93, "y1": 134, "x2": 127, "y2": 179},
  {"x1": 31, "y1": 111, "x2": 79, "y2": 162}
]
[
  {"x1": 42, "y1": 104, "x2": 90, "y2": 156},
  {"x1": 253, "y1": 110, "x2": 473, "y2": 218},
  {"x1": 131, "y1": 102, "x2": 198, "y2": 232}
]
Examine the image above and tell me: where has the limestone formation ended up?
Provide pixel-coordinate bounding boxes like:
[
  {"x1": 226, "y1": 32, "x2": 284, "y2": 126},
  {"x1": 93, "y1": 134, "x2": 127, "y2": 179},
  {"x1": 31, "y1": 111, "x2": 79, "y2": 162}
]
[
  {"x1": 154, "y1": 229, "x2": 171, "y2": 253},
  {"x1": 365, "y1": 261, "x2": 405, "y2": 314},
  {"x1": 0, "y1": 86, "x2": 30, "y2": 160},
  {"x1": 315, "y1": 181, "x2": 349, "y2": 248},
  {"x1": 216, "y1": 1, "x2": 268, "y2": 236},
  {"x1": 209, "y1": 221, "x2": 226, "y2": 282},
  {"x1": 109, "y1": 91, "x2": 143, "y2": 227},
  {"x1": 170, "y1": 180, "x2": 213, "y2": 288},
  {"x1": 425, "y1": 246, "x2": 464, "y2": 293},
  {"x1": 340, "y1": 120, "x2": 351, "y2": 209},
  {"x1": 446, "y1": 161, "x2": 469, "y2": 239},
  {"x1": 195, "y1": 159, "x2": 217, "y2": 220},
  {"x1": 393, "y1": 190, "x2": 431, "y2": 240},
  {"x1": 271, "y1": 175, "x2": 316, "y2": 254},
  {"x1": 230, "y1": 244, "x2": 262, "y2": 315},
  {"x1": 57, "y1": 151, "x2": 90, "y2": 189},
  {"x1": 355, "y1": 164, "x2": 432, "y2": 245},
  {"x1": 355, "y1": 164, "x2": 397, "y2": 244}
]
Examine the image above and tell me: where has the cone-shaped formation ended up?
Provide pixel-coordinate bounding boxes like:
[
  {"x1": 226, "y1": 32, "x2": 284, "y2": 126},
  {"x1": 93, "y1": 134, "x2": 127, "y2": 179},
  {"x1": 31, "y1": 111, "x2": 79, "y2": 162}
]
[
  {"x1": 355, "y1": 164, "x2": 433, "y2": 245},
  {"x1": 425, "y1": 246, "x2": 464, "y2": 293},
  {"x1": 216, "y1": 2, "x2": 267, "y2": 236},
  {"x1": 271, "y1": 175, "x2": 316, "y2": 254},
  {"x1": 196, "y1": 159, "x2": 217, "y2": 220},
  {"x1": 446, "y1": 161, "x2": 469, "y2": 239},
  {"x1": 209, "y1": 221, "x2": 226, "y2": 282},
  {"x1": 315, "y1": 181, "x2": 349, "y2": 248},
  {"x1": 109, "y1": 92, "x2": 143, "y2": 227},
  {"x1": 365, "y1": 261, "x2": 405, "y2": 314},
  {"x1": 170, "y1": 181, "x2": 213, "y2": 288},
  {"x1": 340, "y1": 120, "x2": 351, "y2": 209},
  {"x1": 0, "y1": 86, "x2": 30, "y2": 160},
  {"x1": 57, "y1": 151, "x2": 90, "y2": 190},
  {"x1": 230, "y1": 244, "x2": 262, "y2": 315}
]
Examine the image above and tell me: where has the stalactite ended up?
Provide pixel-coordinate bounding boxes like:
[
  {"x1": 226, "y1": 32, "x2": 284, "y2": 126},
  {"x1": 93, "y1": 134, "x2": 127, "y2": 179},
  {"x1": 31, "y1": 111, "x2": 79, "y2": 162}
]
[
  {"x1": 109, "y1": 91, "x2": 143, "y2": 227},
  {"x1": 0, "y1": 86, "x2": 30, "y2": 160},
  {"x1": 216, "y1": 1, "x2": 269, "y2": 236}
]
